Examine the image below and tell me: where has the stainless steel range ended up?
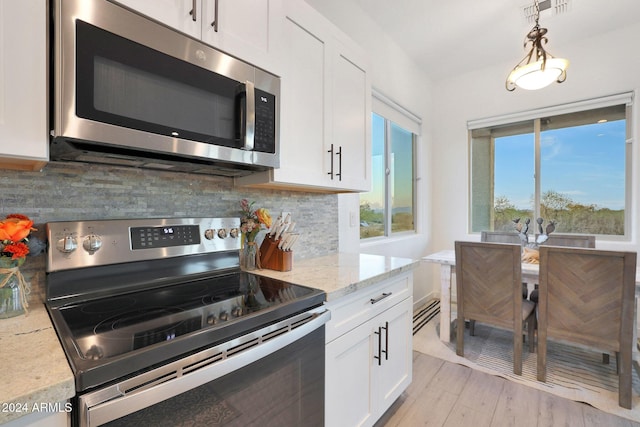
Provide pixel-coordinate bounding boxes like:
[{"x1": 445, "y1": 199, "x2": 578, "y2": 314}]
[{"x1": 45, "y1": 218, "x2": 328, "y2": 427}]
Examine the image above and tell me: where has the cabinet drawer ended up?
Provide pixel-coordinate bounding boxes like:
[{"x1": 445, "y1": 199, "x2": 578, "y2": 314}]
[{"x1": 325, "y1": 272, "x2": 412, "y2": 343}]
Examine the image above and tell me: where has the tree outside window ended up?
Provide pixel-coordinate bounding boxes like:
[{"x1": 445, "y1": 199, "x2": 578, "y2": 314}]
[{"x1": 470, "y1": 103, "x2": 628, "y2": 237}]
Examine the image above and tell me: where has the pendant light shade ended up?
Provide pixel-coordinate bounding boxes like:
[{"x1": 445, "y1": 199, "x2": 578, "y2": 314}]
[{"x1": 506, "y1": 1, "x2": 569, "y2": 91}]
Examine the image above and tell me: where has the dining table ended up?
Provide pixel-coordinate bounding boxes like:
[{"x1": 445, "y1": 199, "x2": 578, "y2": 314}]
[{"x1": 423, "y1": 249, "x2": 640, "y2": 345}]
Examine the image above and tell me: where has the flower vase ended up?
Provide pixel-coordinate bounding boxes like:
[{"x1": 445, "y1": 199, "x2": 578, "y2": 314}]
[
  {"x1": 242, "y1": 242, "x2": 258, "y2": 271},
  {"x1": 0, "y1": 259, "x2": 28, "y2": 318}
]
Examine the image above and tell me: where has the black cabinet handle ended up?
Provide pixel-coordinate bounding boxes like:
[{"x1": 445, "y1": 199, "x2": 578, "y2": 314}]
[
  {"x1": 327, "y1": 144, "x2": 334, "y2": 179},
  {"x1": 370, "y1": 292, "x2": 392, "y2": 305},
  {"x1": 374, "y1": 326, "x2": 382, "y2": 366},
  {"x1": 210, "y1": 0, "x2": 219, "y2": 31},
  {"x1": 335, "y1": 146, "x2": 342, "y2": 181},
  {"x1": 189, "y1": 0, "x2": 197, "y2": 21},
  {"x1": 382, "y1": 321, "x2": 389, "y2": 361}
]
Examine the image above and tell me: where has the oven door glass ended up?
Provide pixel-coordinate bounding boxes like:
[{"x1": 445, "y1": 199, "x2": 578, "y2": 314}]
[
  {"x1": 102, "y1": 327, "x2": 324, "y2": 427},
  {"x1": 75, "y1": 20, "x2": 243, "y2": 148}
]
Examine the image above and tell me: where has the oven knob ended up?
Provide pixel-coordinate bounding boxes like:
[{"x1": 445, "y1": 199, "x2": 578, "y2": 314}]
[
  {"x1": 231, "y1": 306, "x2": 242, "y2": 317},
  {"x1": 83, "y1": 234, "x2": 102, "y2": 253},
  {"x1": 206, "y1": 314, "x2": 217, "y2": 325},
  {"x1": 229, "y1": 228, "x2": 239, "y2": 238},
  {"x1": 204, "y1": 229, "x2": 215, "y2": 240},
  {"x1": 56, "y1": 235, "x2": 78, "y2": 253},
  {"x1": 217, "y1": 229, "x2": 228, "y2": 239},
  {"x1": 219, "y1": 311, "x2": 229, "y2": 321},
  {"x1": 85, "y1": 345, "x2": 104, "y2": 360}
]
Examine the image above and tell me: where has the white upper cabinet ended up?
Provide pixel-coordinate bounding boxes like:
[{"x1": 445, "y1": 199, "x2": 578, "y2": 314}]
[
  {"x1": 201, "y1": 0, "x2": 283, "y2": 73},
  {"x1": 113, "y1": 0, "x2": 283, "y2": 73},
  {"x1": 111, "y1": 0, "x2": 201, "y2": 38},
  {"x1": 236, "y1": 0, "x2": 372, "y2": 192},
  {"x1": 0, "y1": 0, "x2": 48, "y2": 171}
]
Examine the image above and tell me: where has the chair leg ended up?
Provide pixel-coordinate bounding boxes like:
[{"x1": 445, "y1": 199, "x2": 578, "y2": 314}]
[
  {"x1": 619, "y1": 348, "x2": 632, "y2": 409},
  {"x1": 537, "y1": 323, "x2": 547, "y2": 382},
  {"x1": 527, "y1": 315, "x2": 536, "y2": 353},
  {"x1": 603, "y1": 353, "x2": 610, "y2": 364},
  {"x1": 469, "y1": 319, "x2": 476, "y2": 336},
  {"x1": 456, "y1": 315, "x2": 465, "y2": 357}
]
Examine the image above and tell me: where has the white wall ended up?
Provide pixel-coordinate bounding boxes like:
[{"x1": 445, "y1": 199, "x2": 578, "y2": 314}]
[{"x1": 304, "y1": 0, "x2": 436, "y2": 307}]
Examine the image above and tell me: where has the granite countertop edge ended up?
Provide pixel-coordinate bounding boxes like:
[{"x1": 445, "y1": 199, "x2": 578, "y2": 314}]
[
  {"x1": 0, "y1": 304, "x2": 75, "y2": 425},
  {"x1": 250, "y1": 252, "x2": 420, "y2": 301}
]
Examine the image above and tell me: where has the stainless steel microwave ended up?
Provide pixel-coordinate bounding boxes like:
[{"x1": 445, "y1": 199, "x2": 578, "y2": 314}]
[{"x1": 51, "y1": 0, "x2": 279, "y2": 176}]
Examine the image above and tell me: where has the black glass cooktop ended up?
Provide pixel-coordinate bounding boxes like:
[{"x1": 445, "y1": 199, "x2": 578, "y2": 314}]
[{"x1": 53, "y1": 272, "x2": 321, "y2": 361}]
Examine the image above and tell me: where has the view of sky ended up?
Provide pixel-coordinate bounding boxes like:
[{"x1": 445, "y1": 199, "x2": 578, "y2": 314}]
[
  {"x1": 494, "y1": 120, "x2": 626, "y2": 211},
  {"x1": 361, "y1": 114, "x2": 414, "y2": 212}
]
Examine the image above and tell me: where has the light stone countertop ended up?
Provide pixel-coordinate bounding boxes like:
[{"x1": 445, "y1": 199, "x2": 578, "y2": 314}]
[
  {"x1": 0, "y1": 304, "x2": 75, "y2": 425},
  {"x1": 251, "y1": 252, "x2": 419, "y2": 301}
]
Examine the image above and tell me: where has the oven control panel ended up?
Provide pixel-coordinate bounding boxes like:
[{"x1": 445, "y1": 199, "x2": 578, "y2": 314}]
[
  {"x1": 130, "y1": 224, "x2": 201, "y2": 250},
  {"x1": 46, "y1": 217, "x2": 241, "y2": 272}
]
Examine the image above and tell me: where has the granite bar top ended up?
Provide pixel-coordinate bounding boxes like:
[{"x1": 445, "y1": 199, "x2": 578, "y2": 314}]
[
  {"x1": 251, "y1": 252, "x2": 419, "y2": 301},
  {"x1": 0, "y1": 304, "x2": 75, "y2": 425}
]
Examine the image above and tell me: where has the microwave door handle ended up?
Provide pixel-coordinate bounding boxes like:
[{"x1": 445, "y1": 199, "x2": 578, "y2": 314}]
[{"x1": 243, "y1": 81, "x2": 255, "y2": 151}]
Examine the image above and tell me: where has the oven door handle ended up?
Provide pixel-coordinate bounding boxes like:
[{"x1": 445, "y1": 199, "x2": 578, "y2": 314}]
[{"x1": 80, "y1": 308, "x2": 330, "y2": 427}]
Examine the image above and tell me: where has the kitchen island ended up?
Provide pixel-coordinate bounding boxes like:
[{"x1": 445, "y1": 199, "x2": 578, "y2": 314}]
[{"x1": 0, "y1": 305, "x2": 74, "y2": 426}]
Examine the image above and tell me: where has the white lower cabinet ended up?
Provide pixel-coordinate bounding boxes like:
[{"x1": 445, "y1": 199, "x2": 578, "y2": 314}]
[
  {"x1": 325, "y1": 273, "x2": 413, "y2": 427},
  {"x1": 2, "y1": 408, "x2": 69, "y2": 427}
]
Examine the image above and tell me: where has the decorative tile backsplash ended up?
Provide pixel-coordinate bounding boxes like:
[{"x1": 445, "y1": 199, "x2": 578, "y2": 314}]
[{"x1": 0, "y1": 161, "x2": 338, "y2": 304}]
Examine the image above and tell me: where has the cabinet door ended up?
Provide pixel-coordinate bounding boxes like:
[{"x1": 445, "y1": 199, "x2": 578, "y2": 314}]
[
  {"x1": 271, "y1": 2, "x2": 331, "y2": 188},
  {"x1": 112, "y1": 0, "x2": 201, "y2": 38},
  {"x1": 201, "y1": 0, "x2": 282, "y2": 73},
  {"x1": 325, "y1": 319, "x2": 375, "y2": 427},
  {"x1": 329, "y1": 39, "x2": 371, "y2": 192},
  {"x1": 374, "y1": 297, "x2": 413, "y2": 412},
  {"x1": 0, "y1": 0, "x2": 48, "y2": 170}
]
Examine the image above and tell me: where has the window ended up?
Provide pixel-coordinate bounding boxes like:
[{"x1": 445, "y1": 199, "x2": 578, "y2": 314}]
[
  {"x1": 469, "y1": 94, "x2": 631, "y2": 237},
  {"x1": 360, "y1": 93, "x2": 419, "y2": 239}
]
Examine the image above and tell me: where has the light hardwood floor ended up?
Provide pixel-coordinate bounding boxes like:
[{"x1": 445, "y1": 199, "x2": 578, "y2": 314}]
[{"x1": 376, "y1": 351, "x2": 640, "y2": 427}]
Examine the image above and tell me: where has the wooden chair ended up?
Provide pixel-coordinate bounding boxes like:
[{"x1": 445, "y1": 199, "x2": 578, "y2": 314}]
[
  {"x1": 537, "y1": 246, "x2": 636, "y2": 409},
  {"x1": 480, "y1": 231, "x2": 521, "y2": 244},
  {"x1": 455, "y1": 241, "x2": 536, "y2": 375},
  {"x1": 481, "y1": 231, "x2": 528, "y2": 299},
  {"x1": 530, "y1": 234, "x2": 596, "y2": 303},
  {"x1": 537, "y1": 233, "x2": 596, "y2": 248}
]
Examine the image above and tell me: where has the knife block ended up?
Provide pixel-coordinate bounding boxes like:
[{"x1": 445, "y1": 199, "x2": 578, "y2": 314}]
[{"x1": 259, "y1": 237, "x2": 293, "y2": 271}]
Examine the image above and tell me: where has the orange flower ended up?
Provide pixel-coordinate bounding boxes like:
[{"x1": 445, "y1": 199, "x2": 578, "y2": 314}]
[
  {"x1": 0, "y1": 214, "x2": 36, "y2": 243},
  {"x1": 255, "y1": 208, "x2": 272, "y2": 228},
  {"x1": 3, "y1": 242, "x2": 29, "y2": 260}
]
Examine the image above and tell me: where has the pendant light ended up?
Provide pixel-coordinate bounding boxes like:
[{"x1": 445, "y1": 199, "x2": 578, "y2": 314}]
[{"x1": 506, "y1": 0, "x2": 569, "y2": 91}]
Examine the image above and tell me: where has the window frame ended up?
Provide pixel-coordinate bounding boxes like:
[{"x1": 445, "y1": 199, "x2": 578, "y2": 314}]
[
  {"x1": 467, "y1": 92, "x2": 633, "y2": 240},
  {"x1": 360, "y1": 91, "x2": 420, "y2": 241}
]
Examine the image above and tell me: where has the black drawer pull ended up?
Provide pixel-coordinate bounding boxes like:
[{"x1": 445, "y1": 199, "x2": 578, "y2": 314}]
[{"x1": 370, "y1": 292, "x2": 392, "y2": 305}]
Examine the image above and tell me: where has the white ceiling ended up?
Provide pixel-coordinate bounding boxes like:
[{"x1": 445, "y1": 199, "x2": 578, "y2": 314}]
[{"x1": 338, "y1": 0, "x2": 640, "y2": 81}]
